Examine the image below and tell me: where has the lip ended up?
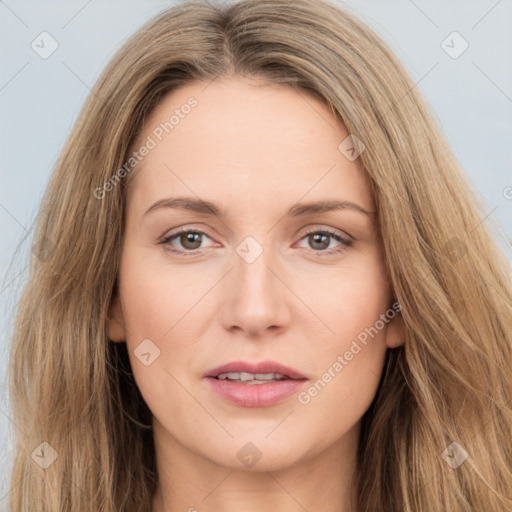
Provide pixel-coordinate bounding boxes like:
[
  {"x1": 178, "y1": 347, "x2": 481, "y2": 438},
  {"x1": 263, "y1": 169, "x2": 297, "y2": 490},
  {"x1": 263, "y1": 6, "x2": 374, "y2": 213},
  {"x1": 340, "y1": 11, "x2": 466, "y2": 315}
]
[
  {"x1": 204, "y1": 360, "x2": 307, "y2": 380},
  {"x1": 203, "y1": 360, "x2": 308, "y2": 408},
  {"x1": 205, "y1": 378, "x2": 308, "y2": 407}
]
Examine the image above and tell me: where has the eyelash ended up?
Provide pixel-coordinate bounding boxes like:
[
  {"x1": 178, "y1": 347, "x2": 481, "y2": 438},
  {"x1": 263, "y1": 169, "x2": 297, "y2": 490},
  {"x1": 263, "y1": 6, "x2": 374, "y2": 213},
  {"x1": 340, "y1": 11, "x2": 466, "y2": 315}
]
[{"x1": 160, "y1": 227, "x2": 352, "y2": 257}]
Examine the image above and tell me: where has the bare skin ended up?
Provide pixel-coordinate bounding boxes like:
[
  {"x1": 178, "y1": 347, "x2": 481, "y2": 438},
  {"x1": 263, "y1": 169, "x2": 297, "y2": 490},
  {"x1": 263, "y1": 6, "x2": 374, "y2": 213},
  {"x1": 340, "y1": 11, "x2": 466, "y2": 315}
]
[{"x1": 108, "y1": 76, "x2": 405, "y2": 512}]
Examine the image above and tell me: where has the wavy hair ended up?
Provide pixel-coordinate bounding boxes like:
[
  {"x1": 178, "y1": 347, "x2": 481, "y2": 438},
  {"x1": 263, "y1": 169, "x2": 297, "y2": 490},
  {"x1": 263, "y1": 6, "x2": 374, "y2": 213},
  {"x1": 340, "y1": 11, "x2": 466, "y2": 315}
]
[{"x1": 8, "y1": 0, "x2": 512, "y2": 510}]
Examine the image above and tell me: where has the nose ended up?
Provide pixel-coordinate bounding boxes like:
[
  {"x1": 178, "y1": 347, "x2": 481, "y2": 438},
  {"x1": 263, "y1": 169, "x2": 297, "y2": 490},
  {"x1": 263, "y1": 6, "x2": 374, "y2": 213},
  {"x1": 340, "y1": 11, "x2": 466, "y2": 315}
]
[{"x1": 219, "y1": 239, "x2": 291, "y2": 338}]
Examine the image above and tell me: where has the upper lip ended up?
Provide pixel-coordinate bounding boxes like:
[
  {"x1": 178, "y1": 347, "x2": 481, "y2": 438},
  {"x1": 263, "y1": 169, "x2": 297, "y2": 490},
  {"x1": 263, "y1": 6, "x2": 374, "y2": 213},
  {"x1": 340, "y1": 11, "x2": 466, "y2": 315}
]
[{"x1": 204, "y1": 360, "x2": 308, "y2": 380}]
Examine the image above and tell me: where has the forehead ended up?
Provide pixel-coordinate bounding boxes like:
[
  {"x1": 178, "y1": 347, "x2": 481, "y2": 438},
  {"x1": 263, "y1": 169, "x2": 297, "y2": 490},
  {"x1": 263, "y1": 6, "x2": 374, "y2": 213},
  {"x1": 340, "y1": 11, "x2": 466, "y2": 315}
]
[{"x1": 126, "y1": 77, "x2": 374, "y2": 214}]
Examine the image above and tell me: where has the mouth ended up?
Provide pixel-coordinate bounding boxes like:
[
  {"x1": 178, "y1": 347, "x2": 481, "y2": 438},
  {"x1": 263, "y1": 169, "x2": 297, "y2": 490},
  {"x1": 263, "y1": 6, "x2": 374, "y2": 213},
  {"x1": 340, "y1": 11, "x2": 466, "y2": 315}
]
[
  {"x1": 204, "y1": 361, "x2": 309, "y2": 407},
  {"x1": 204, "y1": 360, "x2": 308, "y2": 383}
]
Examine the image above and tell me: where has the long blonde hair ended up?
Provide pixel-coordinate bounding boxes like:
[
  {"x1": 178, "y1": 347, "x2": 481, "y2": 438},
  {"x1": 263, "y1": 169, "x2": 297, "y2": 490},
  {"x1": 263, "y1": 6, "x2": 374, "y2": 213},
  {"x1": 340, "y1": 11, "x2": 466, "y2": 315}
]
[{"x1": 8, "y1": 0, "x2": 512, "y2": 510}]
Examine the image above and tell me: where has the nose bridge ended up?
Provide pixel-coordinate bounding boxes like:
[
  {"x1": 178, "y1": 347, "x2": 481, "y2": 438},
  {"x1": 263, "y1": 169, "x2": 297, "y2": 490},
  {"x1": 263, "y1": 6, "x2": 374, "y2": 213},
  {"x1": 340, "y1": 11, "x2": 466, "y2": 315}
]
[
  {"x1": 234, "y1": 233, "x2": 277, "y2": 300},
  {"x1": 221, "y1": 233, "x2": 288, "y2": 335}
]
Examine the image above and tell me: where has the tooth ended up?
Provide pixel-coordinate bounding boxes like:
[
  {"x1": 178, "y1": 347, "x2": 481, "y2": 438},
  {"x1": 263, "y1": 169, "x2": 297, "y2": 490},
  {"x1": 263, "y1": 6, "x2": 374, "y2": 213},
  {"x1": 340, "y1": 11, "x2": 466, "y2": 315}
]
[
  {"x1": 255, "y1": 373, "x2": 275, "y2": 380},
  {"x1": 218, "y1": 372, "x2": 241, "y2": 380},
  {"x1": 216, "y1": 372, "x2": 290, "y2": 382}
]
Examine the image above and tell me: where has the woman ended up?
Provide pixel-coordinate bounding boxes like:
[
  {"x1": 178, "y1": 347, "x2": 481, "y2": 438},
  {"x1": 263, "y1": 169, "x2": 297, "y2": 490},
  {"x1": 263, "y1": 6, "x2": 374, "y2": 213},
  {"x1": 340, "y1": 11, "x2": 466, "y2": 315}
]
[{"x1": 8, "y1": 0, "x2": 512, "y2": 510}]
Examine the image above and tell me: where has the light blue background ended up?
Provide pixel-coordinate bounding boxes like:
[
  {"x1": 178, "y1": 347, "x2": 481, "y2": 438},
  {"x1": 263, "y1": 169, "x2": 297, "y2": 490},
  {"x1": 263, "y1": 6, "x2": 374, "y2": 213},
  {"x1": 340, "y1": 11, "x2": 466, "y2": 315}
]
[{"x1": 1, "y1": 0, "x2": 511, "y2": 505}]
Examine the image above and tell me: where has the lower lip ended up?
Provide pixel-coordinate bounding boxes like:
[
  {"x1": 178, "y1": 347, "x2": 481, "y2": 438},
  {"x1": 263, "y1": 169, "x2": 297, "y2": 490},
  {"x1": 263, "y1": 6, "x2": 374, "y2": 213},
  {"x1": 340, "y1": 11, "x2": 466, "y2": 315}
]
[{"x1": 205, "y1": 377, "x2": 308, "y2": 407}]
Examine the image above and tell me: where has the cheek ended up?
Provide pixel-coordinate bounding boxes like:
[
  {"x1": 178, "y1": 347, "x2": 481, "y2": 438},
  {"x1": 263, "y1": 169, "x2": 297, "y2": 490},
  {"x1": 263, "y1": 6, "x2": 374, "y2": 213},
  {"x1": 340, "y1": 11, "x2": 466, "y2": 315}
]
[
  {"x1": 295, "y1": 249, "x2": 389, "y2": 347},
  {"x1": 294, "y1": 251, "x2": 390, "y2": 412},
  {"x1": 119, "y1": 248, "x2": 208, "y2": 341},
  {"x1": 117, "y1": 253, "x2": 208, "y2": 422},
  {"x1": 116, "y1": 248, "x2": 195, "y2": 368},
  {"x1": 295, "y1": 295, "x2": 389, "y2": 446}
]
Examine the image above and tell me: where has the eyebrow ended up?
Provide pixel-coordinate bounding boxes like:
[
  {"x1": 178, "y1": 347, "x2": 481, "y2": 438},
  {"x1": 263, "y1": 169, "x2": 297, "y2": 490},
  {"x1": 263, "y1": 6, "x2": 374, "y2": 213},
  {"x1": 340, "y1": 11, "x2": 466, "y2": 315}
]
[{"x1": 144, "y1": 196, "x2": 375, "y2": 219}]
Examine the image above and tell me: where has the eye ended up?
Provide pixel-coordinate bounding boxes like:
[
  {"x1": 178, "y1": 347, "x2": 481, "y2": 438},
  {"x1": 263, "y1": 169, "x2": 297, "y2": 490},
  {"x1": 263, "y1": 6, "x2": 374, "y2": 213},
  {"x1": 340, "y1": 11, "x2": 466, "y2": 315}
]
[
  {"x1": 160, "y1": 228, "x2": 216, "y2": 256},
  {"x1": 295, "y1": 228, "x2": 352, "y2": 256}
]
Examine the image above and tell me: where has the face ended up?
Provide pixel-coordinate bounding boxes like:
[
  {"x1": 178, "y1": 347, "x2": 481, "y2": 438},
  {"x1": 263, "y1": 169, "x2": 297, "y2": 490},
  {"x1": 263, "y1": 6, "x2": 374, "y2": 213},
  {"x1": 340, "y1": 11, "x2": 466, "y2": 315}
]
[{"x1": 108, "y1": 76, "x2": 404, "y2": 472}]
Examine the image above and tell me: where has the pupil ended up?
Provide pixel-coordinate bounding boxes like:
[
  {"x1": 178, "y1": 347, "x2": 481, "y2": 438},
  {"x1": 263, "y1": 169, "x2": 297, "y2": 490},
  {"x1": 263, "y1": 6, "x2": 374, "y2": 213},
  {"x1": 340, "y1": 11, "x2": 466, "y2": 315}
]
[
  {"x1": 310, "y1": 233, "x2": 328, "y2": 250},
  {"x1": 182, "y1": 232, "x2": 201, "y2": 249}
]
